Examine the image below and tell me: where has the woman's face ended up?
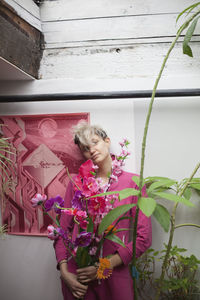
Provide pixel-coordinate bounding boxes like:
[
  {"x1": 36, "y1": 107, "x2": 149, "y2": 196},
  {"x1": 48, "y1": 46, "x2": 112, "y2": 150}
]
[{"x1": 80, "y1": 134, "x2": 110, "y2": 165}]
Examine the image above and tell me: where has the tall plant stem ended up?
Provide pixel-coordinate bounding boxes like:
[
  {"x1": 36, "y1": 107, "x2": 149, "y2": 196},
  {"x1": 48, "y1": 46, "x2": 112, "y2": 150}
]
[
  {"x1": 155, "y1": 162, "x2": 200, "y2": 300},
  {"x1": 131, "y1": 9, "x2": 200, "y2": 300}
]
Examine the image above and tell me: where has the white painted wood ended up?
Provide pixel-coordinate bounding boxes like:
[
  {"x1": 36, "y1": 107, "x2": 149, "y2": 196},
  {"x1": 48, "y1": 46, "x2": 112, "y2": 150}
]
[
  {"x1": 3, "y1": 0, "x2": 41, "y2": 31},
  {"x1": 42, "y1": 14, "x2": 200, "y2": 48},
  {"x1": 39, "y1": 42, "x2": 200, "y2": 80},
  {"x1": 1, "y1": 73, "x2": 200, "y2": 97},
  {"x1": 40, "y1": 0, "x2": 192, "y2": 21},
  {"x1": 0, "y1": 57, "x2": 34, "y2": 80},
  {"x1": 43, "y1": 36, "x2": 200, "y2": 50}
]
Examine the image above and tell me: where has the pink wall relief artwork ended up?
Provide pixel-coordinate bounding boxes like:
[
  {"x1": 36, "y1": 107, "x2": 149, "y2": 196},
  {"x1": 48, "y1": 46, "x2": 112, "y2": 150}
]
[{"x1": 0, "y1": 113, "x2": 89, "y2": 236}]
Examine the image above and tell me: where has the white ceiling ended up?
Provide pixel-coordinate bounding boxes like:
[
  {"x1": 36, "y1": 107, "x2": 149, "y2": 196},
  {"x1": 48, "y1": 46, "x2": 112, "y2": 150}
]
[{"x1": 0, "y1": 57, "x2": 34, "y2": 80}]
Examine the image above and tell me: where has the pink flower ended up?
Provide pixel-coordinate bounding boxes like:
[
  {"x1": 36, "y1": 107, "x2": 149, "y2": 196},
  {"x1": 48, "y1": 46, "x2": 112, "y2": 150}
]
[
  {"x1": 31, "y1": 193, "x2": 47, "y2": 207},
  {"x1": 75, "y1": 210, "x2": 88, "y2": 229},
  {"x1": 47, "y1": 225, "x2": 59, "y2": 240},
  {"x1": 76, "y1": 210, "x2": 87, "y2": 219},
  {"x1": 82, "y1": 177, "x2": 99, "y2": 197},
  {"x1": 62, "y1": 208, "x2": 77, "y2": 216},
  {"x1": 123, "y1": 138, "x2": 130, "y2": 146},
  {"x1": 79, "y1": 160, "x2": 96, "y2": 178},
  {"x1": 73, "y1": 175, "x2": 83, "y2": 191},
  {"x1": 121, "y1": 149, "x2": 130, "y2": 157},
  {"x1": 88, "y1": 197, "x2": 106, "y2": 217},
  {"x1": 62, "y1": 209, "x2": 88, "y2": 229}
]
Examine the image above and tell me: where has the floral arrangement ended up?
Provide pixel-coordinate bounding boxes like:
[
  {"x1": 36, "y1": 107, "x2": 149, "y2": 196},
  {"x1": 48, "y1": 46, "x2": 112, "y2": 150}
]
[{"x1": 31, "y1": 139, "x2": 137, "y2": 279}]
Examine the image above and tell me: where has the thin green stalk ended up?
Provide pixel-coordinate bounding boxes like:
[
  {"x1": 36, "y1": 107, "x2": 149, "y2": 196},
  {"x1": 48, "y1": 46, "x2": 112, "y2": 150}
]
[
  {"x1": 66, "y1": 167, "x2": 81, "y2": 190},
  {"x1": 131, "y1": 8, "x2": 200, "y2": 300},
  {"x1": 155, "y1": 162, "x2": 200, "y2": 300},
  {"x1": 175, "y1": 223, "x2": 200, "y2": 229}
]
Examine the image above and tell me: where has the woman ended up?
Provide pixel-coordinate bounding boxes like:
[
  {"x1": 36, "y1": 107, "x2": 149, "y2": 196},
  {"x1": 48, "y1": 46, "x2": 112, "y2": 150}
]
[{"x1": 54, "y1": 123, "x2": 152, "y2": 299}]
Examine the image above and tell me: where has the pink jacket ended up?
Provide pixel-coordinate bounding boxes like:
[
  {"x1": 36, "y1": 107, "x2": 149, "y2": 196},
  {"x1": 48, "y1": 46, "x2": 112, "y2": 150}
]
[{"x1": 54, "y1": 170, "x2": 152, "y2": 267}]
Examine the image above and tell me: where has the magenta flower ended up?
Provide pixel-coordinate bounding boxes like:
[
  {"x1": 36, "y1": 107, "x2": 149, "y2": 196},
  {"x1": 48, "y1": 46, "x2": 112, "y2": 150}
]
[
  {"x1": 74, "y1": 231, "x2": 92, "y2": 247},
  {"x1": 62, "y1": 208, "x2": 77, "y2": 216},
  {"x1": 82, "y1": 177, "x2": 99, "y2": 197},
  {"x1": 47, "y1": 225, "x2": 59, "y2": 240},
  {"x1": 88, "y1": 197, "x2": 106, "y2": 217},
  {"x1": 44, "y1": 195, "x2": 64, "y2": 214},
  {"x1": 79, "y1": 160, "x2": 96, "y2": 178},
  {"x1": 75, "y1": 210, "x2": 88, "y2": 229},
  {"x1": 72, "y1": 190, "x2": 83, "y2": 210},
  {"x1": 57, "y1": 228, "x2": 73, "y2": 246},
  {"x1": 31, "y1": 193, "x2": 47, "y2": 207}
]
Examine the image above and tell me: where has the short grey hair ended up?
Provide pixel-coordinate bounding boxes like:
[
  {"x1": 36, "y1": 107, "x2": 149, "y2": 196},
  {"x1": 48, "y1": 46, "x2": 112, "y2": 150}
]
[{"x1": 73, "y1": 121, "x2": 108, "y2": 146}]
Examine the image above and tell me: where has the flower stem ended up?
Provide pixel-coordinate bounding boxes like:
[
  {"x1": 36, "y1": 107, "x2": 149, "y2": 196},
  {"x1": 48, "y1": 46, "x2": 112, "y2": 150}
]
[
  {"x1": 66, "y1": 167, "x2": 81, "y2": 190},
  {"x1": 131, "y1": 8, "x2": 200, "y2": 300},
  {"x1": 42, "y1": 204, "x2": 57, "y2": 225}
]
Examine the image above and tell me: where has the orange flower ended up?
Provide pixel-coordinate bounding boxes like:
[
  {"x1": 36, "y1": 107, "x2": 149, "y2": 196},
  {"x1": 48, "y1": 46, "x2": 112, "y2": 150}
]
[
  {"x1": 105, "y1": 225, "x2": 117, "y2": 235},
  {"x1": 96, "y1": 258, "x2": 113, "y2": 279}
]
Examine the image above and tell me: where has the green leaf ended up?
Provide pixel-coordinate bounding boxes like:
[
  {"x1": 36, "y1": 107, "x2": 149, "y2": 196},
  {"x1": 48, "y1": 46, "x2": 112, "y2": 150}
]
[
  {"x1": 176, "y1": 2, "x2": 200, "y2": 23},
  {"x1": 115, "y1": 228, "x2": 130, "y2": 233},
  {"x1": 145, "y1": 176, "x2": 173, "y2": 182},
  {"x1": 55, "y1": 215, "x2": 60, "y2": 227},
  {"x1": 0, "y1": 153, "x2": 14, "y2": 165},
  {"x1": 0, "y1": 163, "x2": 10, "y2": 178},
  {"x1": 153, "y1": 192, "x2": 194, "y2": 207},
  {"x1": 119, "y1": 188, "x2": 139, "y2": 200},
  {"x1": 105, "y1": 234, "x2": 126, "y2": 248},
  {"x1": 138, "y1": 197, "x2": 156, "y2": 217},
  {"x1": 183, "y1": 188, "x2": 192, "y2": 200},
  {"x1": 87, "y1": 217, "x2": 93, "y2": 233},
  {"x1": 189, "y1": 178, "x2": 200, "y2": 191},
  {"x1": 147, "y1": 179, "x2": 176, "y2": 193},
  {"x1": 114, "y1": 216, "x2": 132, "y2": 227},
  {"x1": 98, "y1": 203, "x2": 136, "y2": 235},
  {"x1": 153, "y1": 204, "x2": 170, "y2": 232},
  {"x1": 183, "y1": 44, "x2": 193, "y2": 57},
  {"x1": 183, "y1": 17, "x2": 199, "y2": 57},
  {"x1": 132, "y1": 176, "x2": 145, "y2": 188},
  {"x1": 76, "y1": 247, "x2": 92, "y2": 268},
  {"x1": 91, "y1": 190, "x2": 119, "y2": 198}
]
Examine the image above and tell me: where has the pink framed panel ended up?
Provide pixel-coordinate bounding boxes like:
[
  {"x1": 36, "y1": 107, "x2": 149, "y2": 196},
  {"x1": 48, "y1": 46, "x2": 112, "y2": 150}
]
[{"x1": 0, "y1": 113, "x2": 89, "y2": 236}]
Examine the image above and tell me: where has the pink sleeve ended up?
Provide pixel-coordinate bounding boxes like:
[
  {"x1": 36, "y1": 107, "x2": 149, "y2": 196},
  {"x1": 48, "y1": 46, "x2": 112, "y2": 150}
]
[
  {"x1": 117, "y1": 185, "x2": 152, "y2": 266},
  {"x1": 54, "y1": 181, "x2": 75, "y2": 266}
]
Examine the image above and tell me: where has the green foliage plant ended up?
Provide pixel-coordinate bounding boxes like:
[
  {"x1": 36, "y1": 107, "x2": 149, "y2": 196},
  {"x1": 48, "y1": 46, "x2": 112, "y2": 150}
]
[
  {"x1": 0, "y1": 124, "x2": 16, "y2": 237},
  {"x1": 137, "y1": 245, "x2": 200, "y2": 300}
]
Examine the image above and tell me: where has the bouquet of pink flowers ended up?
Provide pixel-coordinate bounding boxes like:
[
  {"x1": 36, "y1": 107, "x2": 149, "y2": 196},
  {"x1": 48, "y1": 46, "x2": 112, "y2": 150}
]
[{"x1": 31, "y1": 139, "x2": 139, "y2": 279}]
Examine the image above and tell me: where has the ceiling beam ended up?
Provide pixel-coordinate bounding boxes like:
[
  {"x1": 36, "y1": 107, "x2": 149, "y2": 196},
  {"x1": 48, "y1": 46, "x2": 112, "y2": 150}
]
[{"x1": 0, "y1": 2, "x2": 43, "y2": 79}]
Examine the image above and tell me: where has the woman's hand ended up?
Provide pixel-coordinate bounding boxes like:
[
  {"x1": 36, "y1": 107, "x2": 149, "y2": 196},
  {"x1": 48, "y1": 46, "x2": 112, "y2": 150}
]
[
  {"x1": 60, "y1": 263, "x2": 88, "y2": 299},
  {"x1": 108, "y1": 253, "x2": 123, "y2": 269},
  {"x1": 76, "y1": 266, "x2": 97, "y2": 284}
]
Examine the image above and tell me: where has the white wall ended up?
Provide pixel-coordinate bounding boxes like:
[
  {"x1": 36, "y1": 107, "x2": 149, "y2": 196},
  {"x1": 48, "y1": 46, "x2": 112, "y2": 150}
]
[{"x1": 134, "y1": 97, "x2": 200, "y2": 256}]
